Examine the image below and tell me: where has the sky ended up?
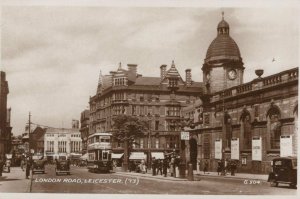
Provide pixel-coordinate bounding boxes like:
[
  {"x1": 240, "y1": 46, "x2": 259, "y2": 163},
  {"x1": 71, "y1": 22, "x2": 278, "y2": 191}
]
[{"x1": 0, "y1": 0, "x2": 299, "y2": 135}]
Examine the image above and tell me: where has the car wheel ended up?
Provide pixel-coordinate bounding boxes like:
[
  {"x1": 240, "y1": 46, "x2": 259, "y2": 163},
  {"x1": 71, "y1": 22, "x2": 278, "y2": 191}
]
[{"x1": 270, "y1": 179, "x2": 278, "y2": 187}]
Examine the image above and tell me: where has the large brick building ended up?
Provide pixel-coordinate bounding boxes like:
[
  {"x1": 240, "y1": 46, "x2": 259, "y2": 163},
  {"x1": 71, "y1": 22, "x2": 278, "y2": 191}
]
[
  {"x1": 0, "y1": 71, "x2": 12, "y2": 156},
  {"x1": 182, "y1": 15, "x2": 298, "y2": 174},
  {"x1": 89, "y1": 61, "x2": 203, "y2": 162}
]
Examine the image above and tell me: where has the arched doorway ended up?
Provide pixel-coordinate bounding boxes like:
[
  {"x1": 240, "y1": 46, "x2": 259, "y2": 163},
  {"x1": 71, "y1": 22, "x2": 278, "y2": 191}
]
[{"x1": 189, "y1": 138, "x2": 198, "y2": 170}]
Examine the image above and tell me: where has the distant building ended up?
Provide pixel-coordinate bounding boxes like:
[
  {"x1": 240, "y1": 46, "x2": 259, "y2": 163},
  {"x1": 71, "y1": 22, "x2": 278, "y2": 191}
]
[
  {"x1": 29, "y1": 126, "x2": 46, "y2": 155},
  {"x1": 0, "y1": 71, "x2": 12, "y2": 156},
  {"x1": 44, "y1": 124, "x2": 82, "y2": 161},
  {"x1": 80, "y1": 109, "x2": 90, "y2": 155}
]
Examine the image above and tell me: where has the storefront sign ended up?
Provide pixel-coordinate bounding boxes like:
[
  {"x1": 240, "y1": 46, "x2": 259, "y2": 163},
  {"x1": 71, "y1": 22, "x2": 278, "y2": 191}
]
[
  {"x1": 280, "y1": 135, "x2": 293, "y2": 157},
  {"x1": 214, "y1": 139, "x2": 222, "y2": 159},
  {"x1": 252, "y1": 137, "x2": 262, "y2": 161},
  {"x1": 181, "y1": 131, "x2": 190, "y2": 140},
  {"x1": 231, "y1": 138, "x2": 239, "y2": 160}
]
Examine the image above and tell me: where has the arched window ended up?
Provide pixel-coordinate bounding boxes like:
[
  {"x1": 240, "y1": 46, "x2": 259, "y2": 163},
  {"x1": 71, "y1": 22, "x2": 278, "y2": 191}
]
[
  {"x1": 267, "y1": 107, "x2": 281, "y2": 149},
  {"x1": 242, "y1": 114, "x2": 252, "y2": 149},
  {"x1": 224, "y1": 112, "x2": 232, "y2": 148}
]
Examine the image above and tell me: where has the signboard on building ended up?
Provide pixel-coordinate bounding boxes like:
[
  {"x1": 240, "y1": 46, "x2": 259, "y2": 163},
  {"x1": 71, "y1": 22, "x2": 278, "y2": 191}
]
[
  {"x1": 231, "y1": 138, "x2": 239, "y2": 160},
  {"x1": 252, "y1": 137, "x2": 262, "y2": 161},
  {"x1": 181, "y1": 131, "x2": 190, "y2": 140},
  {"x1": 214, "y1": 139, "x2": 222, "y2": 159},
  {"x1": 280, "y1": 135, "x2": 293, "y2": 157}
]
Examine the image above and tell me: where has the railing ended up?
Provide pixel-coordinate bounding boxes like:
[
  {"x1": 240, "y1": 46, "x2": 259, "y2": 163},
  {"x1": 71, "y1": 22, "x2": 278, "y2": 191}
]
[
  {"x1": 212, "y1": 68, "x2": 298, "y2": 102},
  {"x1": 236, "y1": 82, "x2": 252, "y2": 94},
  {"x1": 263, "y1": 75, "x2": 282, "y2": 86}
]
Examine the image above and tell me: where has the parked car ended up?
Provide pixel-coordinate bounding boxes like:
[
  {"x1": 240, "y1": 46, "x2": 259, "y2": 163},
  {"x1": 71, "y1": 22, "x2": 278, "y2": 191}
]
[
  {"x1": 55, "y1": 159, "x2": 70, "y2": 175},
  {"x1": 32, "y1": 155, "x2": 46, "y2": 174},
  {"x1": 268, "y1": 157, "x2": 297, "y2": 188}
]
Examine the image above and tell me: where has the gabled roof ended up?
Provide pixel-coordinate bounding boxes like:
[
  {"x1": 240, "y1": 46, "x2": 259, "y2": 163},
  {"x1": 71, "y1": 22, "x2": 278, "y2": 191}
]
[{"x1": 134, "y1": 77, "x2": 161, "y2": 85}]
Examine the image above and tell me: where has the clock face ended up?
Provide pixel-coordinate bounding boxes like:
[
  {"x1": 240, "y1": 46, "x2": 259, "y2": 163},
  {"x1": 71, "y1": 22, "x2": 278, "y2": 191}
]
[{"x1": 228, "y1": 69, "x2": 237, "y2": 80}]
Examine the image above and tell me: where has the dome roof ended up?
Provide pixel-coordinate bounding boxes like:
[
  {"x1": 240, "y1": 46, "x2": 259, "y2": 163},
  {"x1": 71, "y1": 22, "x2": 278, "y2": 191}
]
[
  {"x1": 218, "y1": 19, "x2": 229, "y2": 28},
  {"x1": 205, "y1": 35, "x2": 241, "y2": 63},
  {"x1": 204, "y1": 16, "x2": 242, "y2": 64}
]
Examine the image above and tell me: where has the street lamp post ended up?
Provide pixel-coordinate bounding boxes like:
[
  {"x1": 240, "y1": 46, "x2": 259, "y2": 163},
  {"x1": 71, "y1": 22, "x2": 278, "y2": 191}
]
[{"x1": 147, "y1": 113, "x2": 152, "y2": 169}]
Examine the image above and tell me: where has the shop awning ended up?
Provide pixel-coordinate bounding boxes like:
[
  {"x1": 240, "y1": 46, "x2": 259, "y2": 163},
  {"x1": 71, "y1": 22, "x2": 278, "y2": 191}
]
[
  {"x1": 112, "y1": 153, "x2": 124, "y2": 159},
  {"x1": 151, "y1": 152, "x2": 165, "y2": 160},
  {"x1": 129, "y1": 152, "x2": 146, "y2": 160},
  {"x1": 80, "y1": 153, "x2": 89, "y2": 160}
]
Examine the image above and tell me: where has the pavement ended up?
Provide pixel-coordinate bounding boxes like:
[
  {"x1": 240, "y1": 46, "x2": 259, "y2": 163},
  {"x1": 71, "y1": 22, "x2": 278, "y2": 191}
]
[
  {"x1": 0, "y1": 167, "x2": 32, "y2": 193},
  {"x1": 114, "y1": 167, "x2": 269, "y2": 182}
]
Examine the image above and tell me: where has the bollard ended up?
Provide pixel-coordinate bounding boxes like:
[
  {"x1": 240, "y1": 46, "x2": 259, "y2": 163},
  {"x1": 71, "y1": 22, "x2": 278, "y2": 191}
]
[{"x1": 187, "y1": 163, "x2": 194, "y2": 181}]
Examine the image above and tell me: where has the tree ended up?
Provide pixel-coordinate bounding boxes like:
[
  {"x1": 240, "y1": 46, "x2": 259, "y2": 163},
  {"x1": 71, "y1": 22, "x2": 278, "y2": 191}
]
[
  {"x1": 112, "y1": 115, "x2": 149, "y2": 171},
  {"x1": 113, "y1": 115, "x2": 149, "y2": 138}
]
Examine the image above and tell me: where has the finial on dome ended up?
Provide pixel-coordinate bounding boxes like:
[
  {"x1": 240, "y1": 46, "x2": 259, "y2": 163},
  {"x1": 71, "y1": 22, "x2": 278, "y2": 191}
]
[
  {"x1": 171, "y1": 60, "x2": 175, "y2": 67},
  {"x1": 222, "y1": 11, "x2": 224, "y2": 20},
  {"x1": 118, "y1": 62, "x2": 122, "y2": 70}
]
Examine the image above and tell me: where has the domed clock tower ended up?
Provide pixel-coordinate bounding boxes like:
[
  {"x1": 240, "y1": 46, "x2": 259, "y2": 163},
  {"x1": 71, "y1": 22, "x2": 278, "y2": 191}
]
[{"x1": 202, "y1": 13, "x2": 244, "y2": 93}]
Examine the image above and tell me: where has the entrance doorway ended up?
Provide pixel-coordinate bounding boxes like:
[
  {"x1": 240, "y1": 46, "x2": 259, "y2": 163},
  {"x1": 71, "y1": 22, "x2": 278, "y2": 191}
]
[{"x1": 189, "y1": 138, "x2": 198, "y2": 170}]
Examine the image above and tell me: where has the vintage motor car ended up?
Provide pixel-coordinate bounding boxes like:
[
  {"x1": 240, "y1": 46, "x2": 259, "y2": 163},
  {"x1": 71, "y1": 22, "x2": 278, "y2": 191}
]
[
  {"x1": 268, "y1": 157, "x2": 297, "y2": 188},
  {"x1": 32, "y1": 155, "x2": 46, "y2": 174},
  {"x1": 55, "y1": 159, "x2": 71, "y2": 175}
]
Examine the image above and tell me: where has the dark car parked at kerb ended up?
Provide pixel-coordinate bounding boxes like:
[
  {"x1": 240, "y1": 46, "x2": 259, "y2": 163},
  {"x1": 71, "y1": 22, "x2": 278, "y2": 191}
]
[
  {"x1": 268, "y1": 157, "x2": 297, "y2": 188},
  {"x1": 55, "y1": 159, "x2": 70, "y2": 175},
  {"x1": 32, "y1": 155, "x2": 46, "y2": 174}
]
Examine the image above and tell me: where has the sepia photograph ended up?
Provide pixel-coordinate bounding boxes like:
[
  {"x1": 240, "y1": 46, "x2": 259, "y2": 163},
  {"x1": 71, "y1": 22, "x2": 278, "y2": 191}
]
[{"x1": 0, "y1": 0, "x2": 299, "y2": 198}]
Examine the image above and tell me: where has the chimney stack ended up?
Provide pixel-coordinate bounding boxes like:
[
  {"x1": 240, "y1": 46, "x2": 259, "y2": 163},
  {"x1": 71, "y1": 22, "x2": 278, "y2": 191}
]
[
  {"x1": 185, "y1": 69, "x2": 192, "y2": 86},
  {"x1": 160, "y1": 65, "x2": 167, "y2": 81},
  {"x1": 127, "y1": 64, "x2": 137, "y2": 77}
]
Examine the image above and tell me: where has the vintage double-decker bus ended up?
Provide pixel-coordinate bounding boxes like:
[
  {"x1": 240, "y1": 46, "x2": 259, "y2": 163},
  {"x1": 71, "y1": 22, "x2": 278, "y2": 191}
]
[{"x1": 87, "y1": 132, "x2": 113, "y2": 173}]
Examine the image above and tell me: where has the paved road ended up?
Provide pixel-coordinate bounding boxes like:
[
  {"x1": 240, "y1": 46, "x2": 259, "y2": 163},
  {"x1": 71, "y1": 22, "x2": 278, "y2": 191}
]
[{"x1": 30, "y1": 165, "x2": 297, "y2": 195}]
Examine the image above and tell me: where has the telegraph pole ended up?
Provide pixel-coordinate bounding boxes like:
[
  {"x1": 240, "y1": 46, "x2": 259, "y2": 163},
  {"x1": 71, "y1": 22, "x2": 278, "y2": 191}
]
[{"x1": 28, "y1": 112, "x2": 32, "y2": 154}]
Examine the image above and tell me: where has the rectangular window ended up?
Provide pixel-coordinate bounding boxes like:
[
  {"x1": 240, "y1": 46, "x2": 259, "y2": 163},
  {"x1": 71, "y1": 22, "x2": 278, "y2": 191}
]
[
  {"x1": 203, "y1": 134, "x2": 210, "y2": 159},
  {"x1": 155, "y1": 121, "x2": 159, "y2": 131},
  {"x1": 132, "y1": 105, "x2": 136, "y2": 115},
  {"x1": 140, "y1": 139, "x2": 143, "y2": 149},
  {"x1": 204, "y1": 114, "x2": 210, "y2": 125},
  {"x1": 155, "y1": 138, "x2": 159, "y2": 149}
]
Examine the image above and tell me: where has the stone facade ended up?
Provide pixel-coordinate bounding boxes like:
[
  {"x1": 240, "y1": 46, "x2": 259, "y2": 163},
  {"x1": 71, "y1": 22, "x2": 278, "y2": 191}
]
[
  {"x1": 43, "y1": 127, "x2": 82, "y2": 160},
  {"x1": 182, "y1": 15, "x2": 298, "y2": 174}
]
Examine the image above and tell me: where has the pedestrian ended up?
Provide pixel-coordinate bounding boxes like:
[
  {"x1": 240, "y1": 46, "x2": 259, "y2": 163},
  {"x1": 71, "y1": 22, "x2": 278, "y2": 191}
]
[
  {"x1": 231, "y1": 161, "x2": 236, "y2": 176},
  {"x1": 25, "y1": 156, "x2": 33, "y2": 179},
  {"x1": 224, "y1": 159, "x2": 228, "y2": 175},
  {"x1": 217, "y1": 160, "x2": 222, "y2": 175},
  {"x1": 220, "y1": 159, "x2": 225, "y2": 176},
  {"x1": 151, "y1": 158, "x2": 156, "y2": 176},
  {"x1": 169, "y1": 157, "x2": 174, "y2": 177},
  {"x1": 20, "y1": 157, "x2": 25, "y2": 171},
  {"x1": 203, "y1": 160, "x2": 208, "y2": 174},
  {"x1": 156, "y1": 160, "x2": 163, "y2": 175},
  {"x1": 163, "y1": 158, "x2": 168, "y2": 177},
  {"x1": 0, "y1": 155, "x2": 4, "y2": 177}
]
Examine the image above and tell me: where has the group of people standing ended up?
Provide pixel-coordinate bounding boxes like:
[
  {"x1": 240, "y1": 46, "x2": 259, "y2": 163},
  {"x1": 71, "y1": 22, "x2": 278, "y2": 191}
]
[
  {"x1": 151, "y1": 156, "x2": 180, "y2": 177},
  {"x1": 216, "y1": 159, "x2": 238, "y2": 176}
]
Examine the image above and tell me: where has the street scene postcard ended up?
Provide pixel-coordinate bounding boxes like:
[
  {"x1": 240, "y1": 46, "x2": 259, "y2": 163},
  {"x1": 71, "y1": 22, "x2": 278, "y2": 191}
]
[{"x1": 0, "y1": 0, "x2": 299, "y2": 199}]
